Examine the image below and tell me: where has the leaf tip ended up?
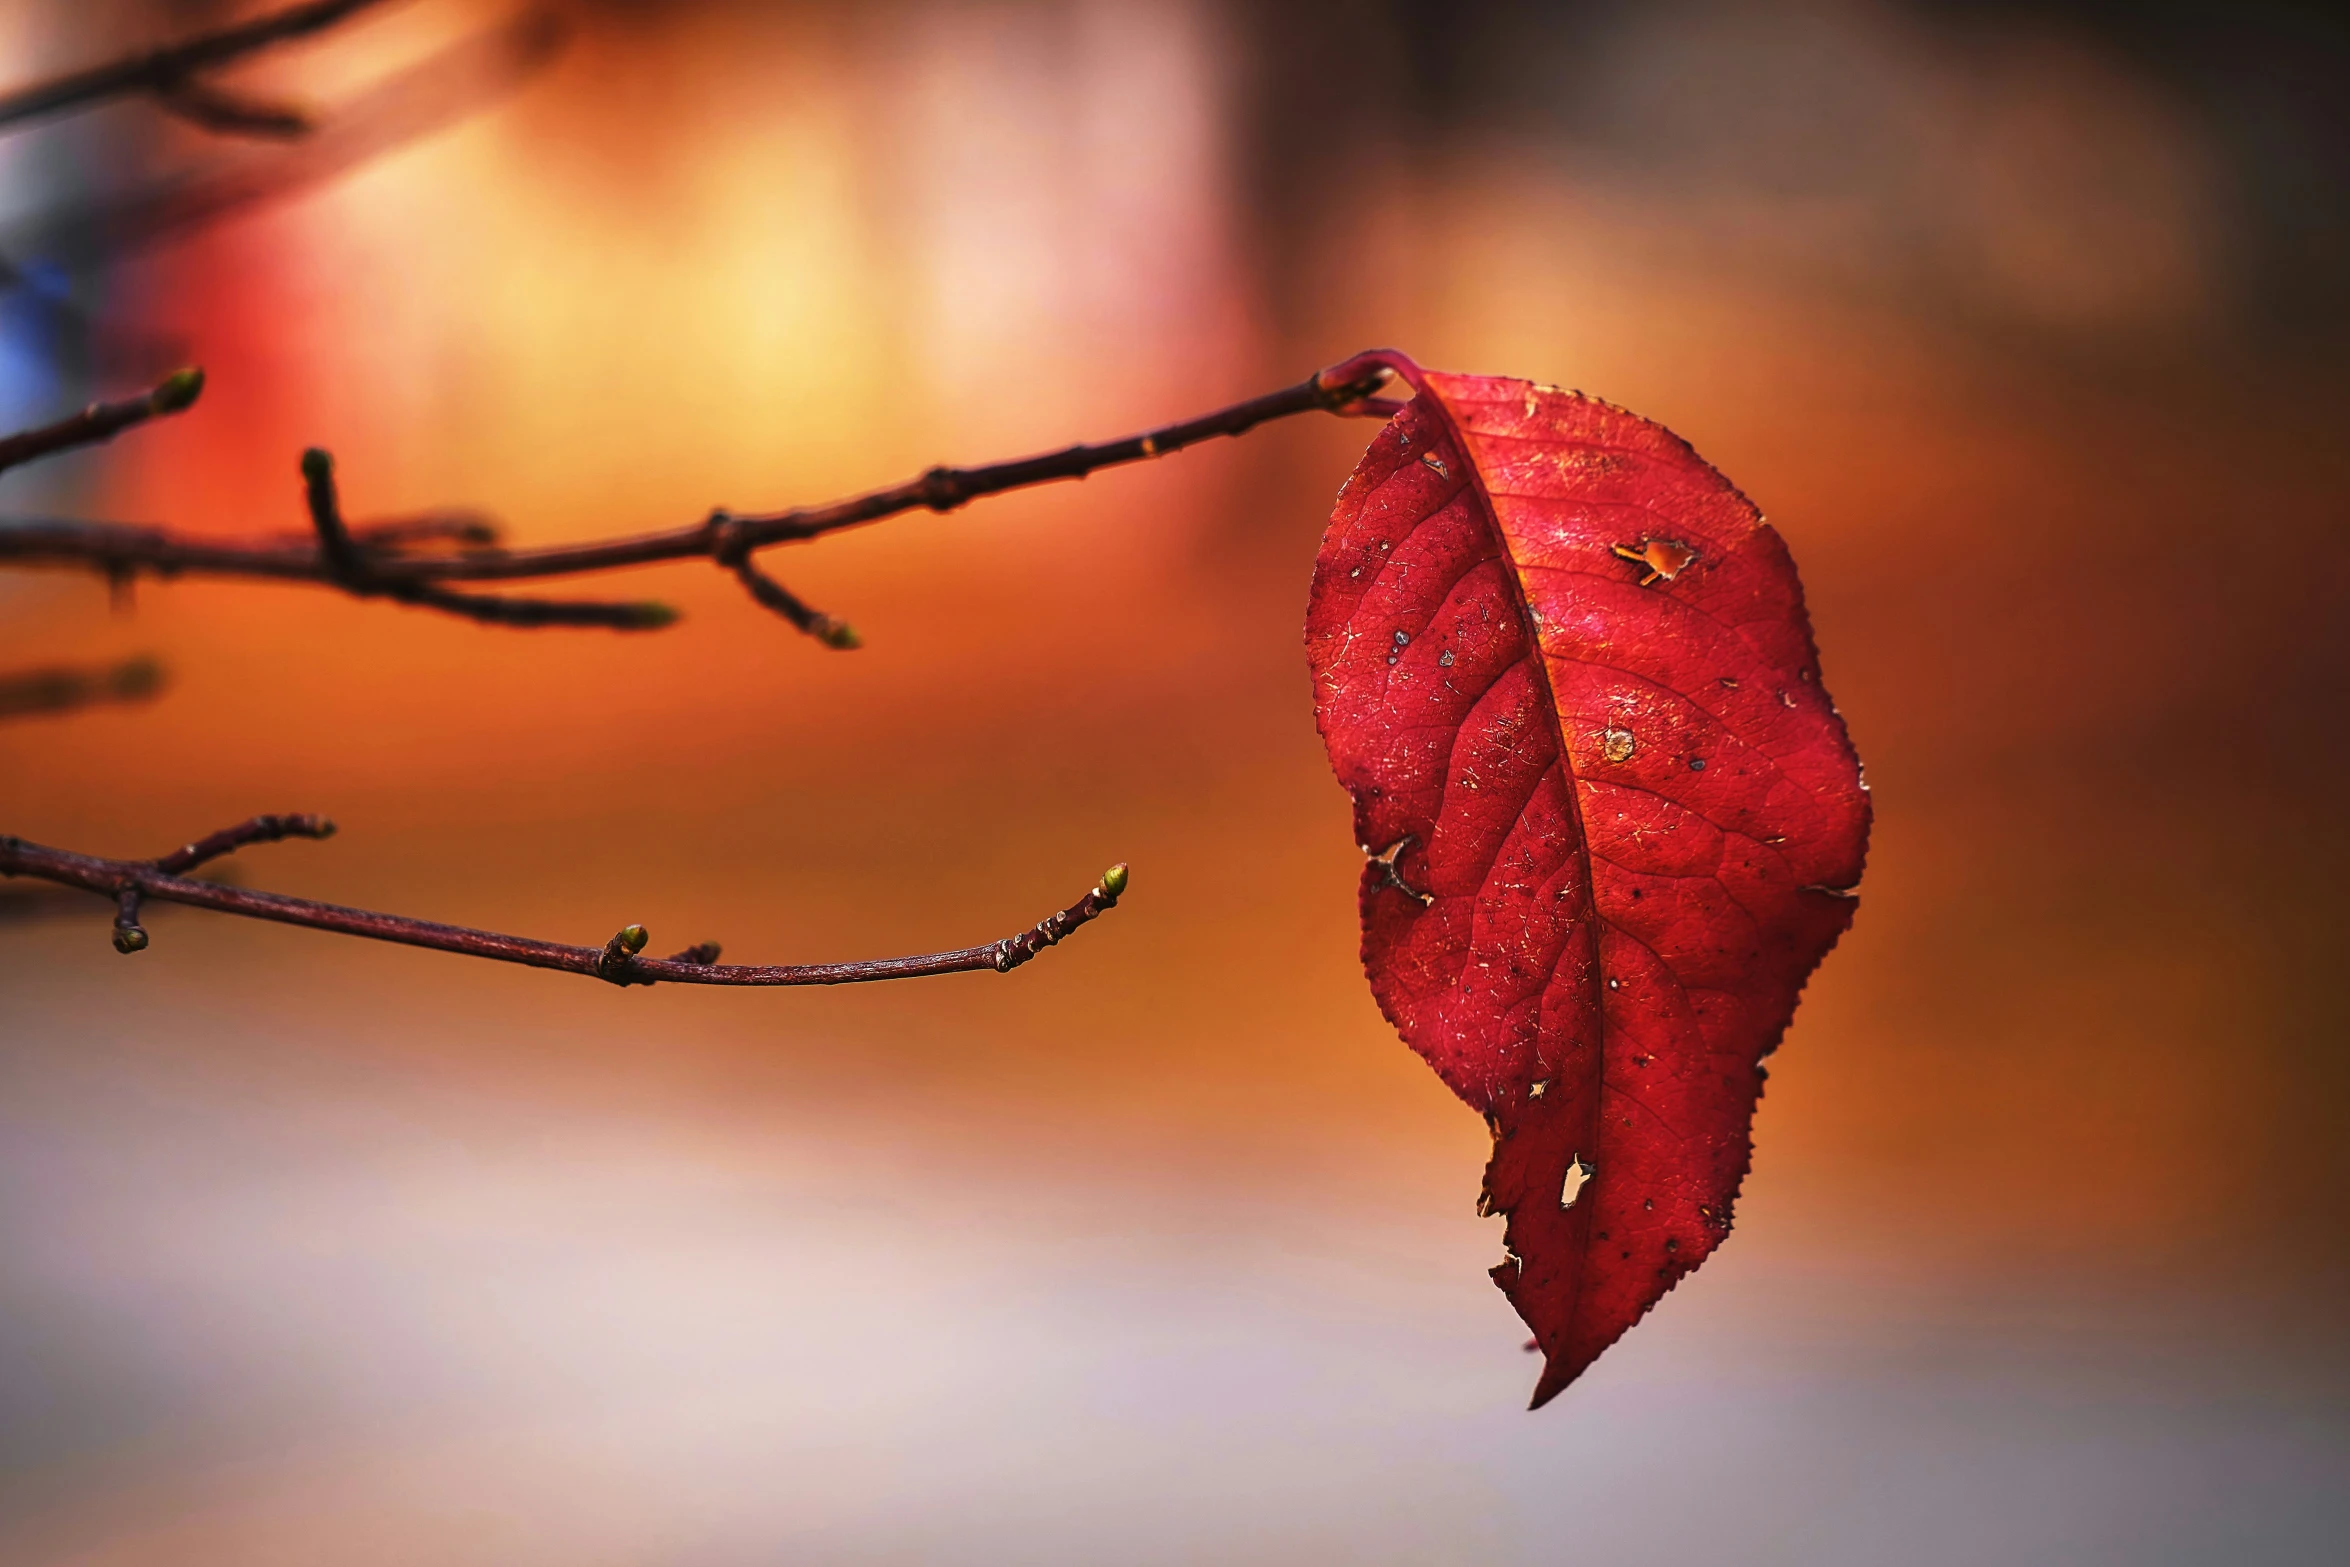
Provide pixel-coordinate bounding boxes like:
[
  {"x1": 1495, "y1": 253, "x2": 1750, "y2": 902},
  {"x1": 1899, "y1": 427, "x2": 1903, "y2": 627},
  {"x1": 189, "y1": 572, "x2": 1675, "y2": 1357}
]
[{"x1": 1526, "y1": 1346, "x2": 1583, "y2": 1411}]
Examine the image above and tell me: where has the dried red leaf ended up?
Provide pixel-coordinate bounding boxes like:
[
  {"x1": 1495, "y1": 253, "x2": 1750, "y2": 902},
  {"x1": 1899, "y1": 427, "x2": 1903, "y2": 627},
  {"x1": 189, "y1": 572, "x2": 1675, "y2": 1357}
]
[{"x1": 1306, "y1": 351, "x2": 1869, "y2": 1407}]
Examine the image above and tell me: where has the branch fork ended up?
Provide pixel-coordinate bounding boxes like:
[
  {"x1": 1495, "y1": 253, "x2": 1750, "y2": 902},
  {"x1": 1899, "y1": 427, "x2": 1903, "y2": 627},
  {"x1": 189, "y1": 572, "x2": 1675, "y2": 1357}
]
[
  {"x1": 91, "y1": 812, "x2": 337, "y2": 953},
  {"x1": 707, "y1": 509, "x2": 859, "y2": 649},
  {"x1": 296, "y1": 447, "x2": 675, "y2": 628}
]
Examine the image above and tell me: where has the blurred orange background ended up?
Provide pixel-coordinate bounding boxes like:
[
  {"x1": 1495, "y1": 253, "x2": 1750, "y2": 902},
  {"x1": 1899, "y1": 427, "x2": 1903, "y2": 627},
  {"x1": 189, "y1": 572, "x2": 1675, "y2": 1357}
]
[{"x1": 2, "y1": 2, "x2": 2345, "y2": 1562}]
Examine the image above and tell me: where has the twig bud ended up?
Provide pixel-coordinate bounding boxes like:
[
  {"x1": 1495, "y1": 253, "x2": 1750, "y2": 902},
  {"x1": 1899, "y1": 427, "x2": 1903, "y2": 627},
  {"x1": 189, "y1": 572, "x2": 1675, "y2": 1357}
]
[
  {"x1": 628, "y1": 603, "x2": 679, "y2": 629},
  {"x1": 112, "y1": 885, "x2": 147, "y2": 952},
  {"x1": 817, "y1": 619, "x2": 861, "y2": 650},
  {"x1": 1314, "y1": 358, "x2": 1395, "y2": 402},
  {"x1": 300, "y1": 447, "x2": 334, "y2": 484},
  {"x1": 1100, "y1": 863, "x2": 1129, "y2": 899},
  {"x1": 618, "y1": 923, "x2": 649, "y2": 953},
  {"x1": 151, "y1": 367, "x2": 206, "y2": 414}
]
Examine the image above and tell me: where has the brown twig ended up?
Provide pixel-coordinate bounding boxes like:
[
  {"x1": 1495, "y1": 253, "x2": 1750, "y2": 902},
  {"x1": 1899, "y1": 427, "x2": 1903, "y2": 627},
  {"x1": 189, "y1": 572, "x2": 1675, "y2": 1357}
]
[
  {"x1": 0, "y1": 0, "x2": 388, "y2": 134},
  {"x1": 296, "y1": 448, "x2": 674, "y2": 628},
  {"x1": 0, "y1": 359, "x2": 1401, "y2": 642},
  {"x1": 157, "y1": 811, "x2": 337, "y2": 875},
  {"x1": 716, "y1": 529, "x2": 861, "y2": 649},
  {"x1": 0, "y1": 655, "x2": 165, "y2": 720},
  {"x1": 0, "y1": 369, "x2": 204, "y2": 477},
  {"x1": 0, "y1": 822, "x2": 1130, "y2": 987}
]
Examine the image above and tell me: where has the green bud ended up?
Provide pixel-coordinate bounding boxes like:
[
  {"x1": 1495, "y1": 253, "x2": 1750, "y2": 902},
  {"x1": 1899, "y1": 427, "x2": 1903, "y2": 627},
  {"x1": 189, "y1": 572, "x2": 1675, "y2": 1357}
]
[
  {"x1": 152, "y1": 367, "x2": 205, "y2": 413},
  {"x1": 818, "y1": 619, "x2": 862, "y2": 650},
  {"x1": 300, "y1": 448, "x2": 334, "y2": 484},
  {"x1": 113, "y1": 926, "x2": 149, "y2": 954},
  {"x1": 630, "y1": 603, "x2": 680, "y2": 629},
  {"x1": 1100, "y1": 863, "x2": 1129, "y2": 898},
  {"x1": 619, "y1": 923, "x2": 649, "y2": 953}
]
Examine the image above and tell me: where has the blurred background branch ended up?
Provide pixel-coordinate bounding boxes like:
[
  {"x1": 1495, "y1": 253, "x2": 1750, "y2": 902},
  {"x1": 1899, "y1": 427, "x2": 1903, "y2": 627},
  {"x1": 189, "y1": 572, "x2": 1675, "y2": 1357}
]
[
  {"x1": 0, "y1": 0, "x2": 389, "y2": 134},
  {"x1": 0, "y1": 653, "x2": 164, "y2": 721}
]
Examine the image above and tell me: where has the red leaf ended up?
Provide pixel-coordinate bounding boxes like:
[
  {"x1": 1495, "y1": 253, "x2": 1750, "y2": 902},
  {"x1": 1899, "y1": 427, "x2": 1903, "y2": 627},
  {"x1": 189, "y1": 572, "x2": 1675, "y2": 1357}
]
[{"x1": 1306, "y1": 351, "x2": 1870, "y2": 1407}]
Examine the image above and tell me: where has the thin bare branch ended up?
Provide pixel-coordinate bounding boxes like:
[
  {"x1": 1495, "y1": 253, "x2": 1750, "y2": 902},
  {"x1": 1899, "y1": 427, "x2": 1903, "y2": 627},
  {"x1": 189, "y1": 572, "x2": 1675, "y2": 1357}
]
[
  {"x1": 718, "y1": 536, "x2": 860, "y2": 649},
  {"x1": 0, "y1": 655, "x2": 165, "y2": 720},
  {"x1": 0, "y1": 825, "x2": 1129, "y2": 987},
  {"x1": 0, "y1": 0, "x2": 389, "y2": 134},
  {"x1": 0, "y1": 359, "x2": 1402, "y2": 639},
  {"x1": 389, "y1": 361, "x2": 1403, "y2": 576},
  {"x1": 0, "y1": 369, "x2": 204, "y2": 477},
  {"x1": 157, "y1": 812, "x2": 337, "y2": 875}
]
